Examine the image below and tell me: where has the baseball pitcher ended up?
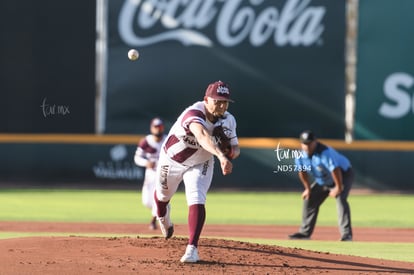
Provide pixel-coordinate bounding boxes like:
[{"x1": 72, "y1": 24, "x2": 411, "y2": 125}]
[{"x1": 154, "y1": 80, "x2": 240, "y2": 263}]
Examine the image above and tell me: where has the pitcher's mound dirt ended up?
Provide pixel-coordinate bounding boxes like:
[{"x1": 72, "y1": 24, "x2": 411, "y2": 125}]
[{"x1": 0, "y1": 222, "x2": 413, "y2": 274}]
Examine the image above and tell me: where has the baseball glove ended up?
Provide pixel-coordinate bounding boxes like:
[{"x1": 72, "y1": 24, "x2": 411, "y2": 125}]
[{"x1": 212, "y1": 125, "x2": 234, "y2": 159}]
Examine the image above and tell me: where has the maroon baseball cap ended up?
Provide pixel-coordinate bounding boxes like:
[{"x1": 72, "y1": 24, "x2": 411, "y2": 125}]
[
  {"x1": 205, "y1": 81, "x2": 234, "y2": 102},
  {"x1": 150, "y1": 117, "x2": 164, "y2": 127}
]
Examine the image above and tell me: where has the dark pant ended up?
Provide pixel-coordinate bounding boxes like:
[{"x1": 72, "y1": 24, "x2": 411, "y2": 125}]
[{"x1": 299, "y1": 168, "x2": 353, "y2": 238}]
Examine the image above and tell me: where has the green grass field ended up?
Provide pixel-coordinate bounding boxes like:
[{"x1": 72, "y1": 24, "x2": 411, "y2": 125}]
[{"x1": 0, "y1": 189, "x2": 413, "y2": 262}]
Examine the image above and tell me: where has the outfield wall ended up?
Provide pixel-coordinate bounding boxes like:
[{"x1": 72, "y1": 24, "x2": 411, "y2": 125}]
[
  {"x1": 354, "y1": 0, "x2": 414, "y2": 140},
  {"x1": 0, "y1": 135, "x2": 412, "y2": 191},
  {"x1": 104, "y1": 0, "x2": 347, "y2": 138},
  {"x1": 1, "y1": 1, "x2": 413, "y2": 191},
  {"x1": 0, "y1": 0, "x2": 96, "y2": 133}
]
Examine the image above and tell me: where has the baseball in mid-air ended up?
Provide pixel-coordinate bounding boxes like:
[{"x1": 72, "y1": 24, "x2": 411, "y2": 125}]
[{"x1": 128, "y1": 49, "x2": 139, "y2": 61}]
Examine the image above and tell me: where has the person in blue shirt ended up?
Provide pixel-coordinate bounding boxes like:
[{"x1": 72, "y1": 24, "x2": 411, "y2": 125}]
[{"x1": 289, "y1": 130, "x2": 354, "y2": 241}]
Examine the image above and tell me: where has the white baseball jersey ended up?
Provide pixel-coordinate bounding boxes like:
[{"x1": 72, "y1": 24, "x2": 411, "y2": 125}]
[
  {"x1": 134, "y1": 134, "x2": 166, "y2": 170},
  {"x1": 135, "y1": 134, "x2": 166, "y2": 212},
  {"x1": 163, "y1": 101, "x2": 238, "y2": 167},
  {"x1": 155, "y1": 101, "x2": 238, "y2": 205}
]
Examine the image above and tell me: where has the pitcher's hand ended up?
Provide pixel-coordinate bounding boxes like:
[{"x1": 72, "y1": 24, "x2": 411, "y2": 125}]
[{"x1": 219, "y1": 156, "x2": 233, "y2": 175}]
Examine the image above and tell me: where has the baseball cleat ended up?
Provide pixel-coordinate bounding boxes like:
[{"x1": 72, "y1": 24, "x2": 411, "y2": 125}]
[
  {"x1": 157, "y1": 204, "x2": 174, "y2": 239},
  {"x1": 288, "y1": 232, "x2": 310, "y2": 240},
  {"x1": 340, "y1": 235, "x2": 353, "y2": 241},
  {"x1": 180, "y1": 244, "x2": 199, "y2": 263}
]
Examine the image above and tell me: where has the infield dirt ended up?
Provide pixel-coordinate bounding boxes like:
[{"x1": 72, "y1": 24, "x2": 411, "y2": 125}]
[{"x1": 0, "y1": 222, "x2": 413, "y2": 274}]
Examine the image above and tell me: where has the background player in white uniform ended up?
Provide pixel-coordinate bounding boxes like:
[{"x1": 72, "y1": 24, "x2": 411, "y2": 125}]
[
  {"x1": 134, "y1": 118, "x2": 167, "y2": 230},
  {"x1": 154, "y1": 81, "x2": 240, "y2": 263}
]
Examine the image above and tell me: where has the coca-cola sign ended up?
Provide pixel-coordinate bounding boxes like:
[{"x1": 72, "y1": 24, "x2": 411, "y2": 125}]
[{"x1": 119, "y1": 0, "x2": 326, "y2": 47}]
